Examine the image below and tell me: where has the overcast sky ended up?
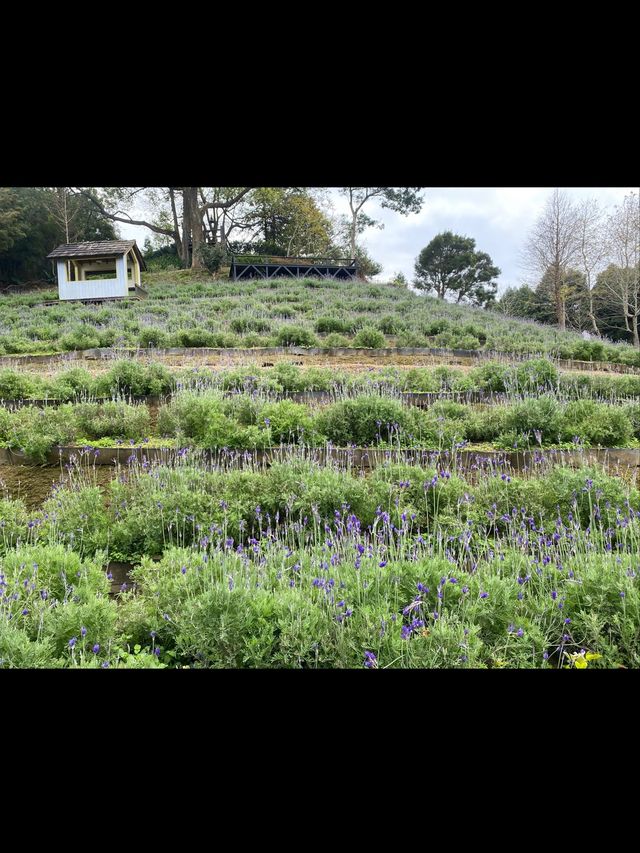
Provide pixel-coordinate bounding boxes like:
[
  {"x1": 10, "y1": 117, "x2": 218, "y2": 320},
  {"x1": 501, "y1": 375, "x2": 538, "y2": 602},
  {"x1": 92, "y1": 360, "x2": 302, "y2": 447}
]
[{"x1": 118, "y1": 187, "x2": 637, "y2": 294}]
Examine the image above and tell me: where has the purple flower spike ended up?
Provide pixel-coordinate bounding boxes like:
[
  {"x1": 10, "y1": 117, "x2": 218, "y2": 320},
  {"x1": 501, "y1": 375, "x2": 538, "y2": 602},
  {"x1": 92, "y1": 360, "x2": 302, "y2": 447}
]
[{"x1": 363, "y1": 651, "x2": 378, "y2": 669}]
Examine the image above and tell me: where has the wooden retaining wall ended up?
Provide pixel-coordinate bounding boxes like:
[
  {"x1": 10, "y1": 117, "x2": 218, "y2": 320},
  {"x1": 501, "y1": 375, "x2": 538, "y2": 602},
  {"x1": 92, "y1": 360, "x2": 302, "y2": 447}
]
[{"x1": 2, "y1": 445, "x2": 639, "y2": 472}]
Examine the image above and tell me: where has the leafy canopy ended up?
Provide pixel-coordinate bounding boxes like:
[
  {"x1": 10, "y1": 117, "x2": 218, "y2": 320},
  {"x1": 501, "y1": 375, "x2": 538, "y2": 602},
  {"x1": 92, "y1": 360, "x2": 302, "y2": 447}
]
[{"x1": 414, "y1": 231, "x2": 500, "y2": 307}]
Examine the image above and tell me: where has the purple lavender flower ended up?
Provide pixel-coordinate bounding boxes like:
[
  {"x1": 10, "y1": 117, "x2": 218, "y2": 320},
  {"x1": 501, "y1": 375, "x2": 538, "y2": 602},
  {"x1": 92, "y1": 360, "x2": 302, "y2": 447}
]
[
  {"x1": 363, "y1": 651, "x2": 378, "y2": 669},
  {"x1": 517, "y1": 628, "x2": 524, "y2": 637},
  {"x1": 68, "y1": 637, "x2": 77, "y2": 649},
  {"x1": 92, "y1": 644, "x2": 100, "y2": 654},
  {"x1": 479, "y1": 591, "x2": 489, "y2": 599},
  {"x1": 81, "y1": 626, "x2": 87, "y2": 637}
]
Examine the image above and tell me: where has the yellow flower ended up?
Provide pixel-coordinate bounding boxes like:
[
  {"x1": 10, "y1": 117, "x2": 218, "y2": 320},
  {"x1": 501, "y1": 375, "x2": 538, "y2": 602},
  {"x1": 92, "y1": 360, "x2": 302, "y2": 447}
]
[{"x1": 565, "y1": 650, "x2": 601, "y2": 669}]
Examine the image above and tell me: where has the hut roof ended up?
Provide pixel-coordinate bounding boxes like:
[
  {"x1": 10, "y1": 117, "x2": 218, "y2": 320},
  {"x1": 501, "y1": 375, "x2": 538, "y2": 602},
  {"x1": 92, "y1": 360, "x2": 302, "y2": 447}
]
[{"x1": 47, "y1": 240, "x2": 146, "y2": 270}]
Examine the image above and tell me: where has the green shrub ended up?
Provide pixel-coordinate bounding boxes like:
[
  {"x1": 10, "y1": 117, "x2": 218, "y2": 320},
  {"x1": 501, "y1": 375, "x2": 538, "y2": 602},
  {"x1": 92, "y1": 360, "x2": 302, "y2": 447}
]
[
  {"x1": 514, "y1": 358, "x2": 558, "y2": 389},
  {"x1": 314, "y1": 317, "x2": 352, "y2": 334},
  {"x1": 47, "y1": 367, "x2": 94, "y2": 400},
  {"x1": 0, "y1": 497, "x2": 29, "y2": 554},
  {"x1": 174, "y1": 328, "x2": 216, "y2": 348},
  {"x1": 377, "y1": 315, "x2": 404, "y2": 335},
  {"x1": 0, "y1": 370, "x2": 42, "y2": 400},
  {"x1": 275, "y1": 326, "x2": 318, "y2": 347},
  {"x1": 561, "y1": 401, "x2": 633, "y2": 447},
  {"x1": 139, "y1": 327, "x2": 169, "y2": 348},
  {"x1": 353, "y1": 327, "x2": 386, "y2": 349},
  {"x1": 59, "y1": 327, "x2": 101, "y2": 351},
  {"x1": 197, "y1": 244, "x2": 226, "y2": 273},
  {"x1": 322, "y1": 333, "x2": 350, "y2": 347},
  {"x1": 471, "y1": 361, "x2": 509, "y2": 392},
  {"x1": 260, "y1": 400, "x2": 316, "y2": 444},
  {"x1": 74, "y1": 402, "x2": 151, "y2": 441},
  {"x1": 315, "y1": 396, "x2": 443, "y2": 446},
  {"x1": 499, "y1": 396, "x2": 563, "y2": 444}
]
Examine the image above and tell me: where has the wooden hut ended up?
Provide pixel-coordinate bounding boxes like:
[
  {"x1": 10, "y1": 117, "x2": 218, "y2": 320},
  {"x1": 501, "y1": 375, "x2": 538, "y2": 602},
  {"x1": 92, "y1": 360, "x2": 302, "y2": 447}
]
[{"x1": 47, "y1": 240, "x2": 147, "y2": 301}]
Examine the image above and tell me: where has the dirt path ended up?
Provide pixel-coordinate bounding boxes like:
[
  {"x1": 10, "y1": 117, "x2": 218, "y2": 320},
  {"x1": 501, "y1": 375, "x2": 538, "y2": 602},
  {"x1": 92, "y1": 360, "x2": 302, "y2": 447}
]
[{"x1": 6, "y1": 349, "x2": 631, "y2": 379}]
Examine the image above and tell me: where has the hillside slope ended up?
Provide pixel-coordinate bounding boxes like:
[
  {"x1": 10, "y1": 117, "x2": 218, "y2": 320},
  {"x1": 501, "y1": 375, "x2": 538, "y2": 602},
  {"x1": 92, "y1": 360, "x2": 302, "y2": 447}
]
[{"x1": 0, "y1": 273, "x2": 638, "y2": 366}]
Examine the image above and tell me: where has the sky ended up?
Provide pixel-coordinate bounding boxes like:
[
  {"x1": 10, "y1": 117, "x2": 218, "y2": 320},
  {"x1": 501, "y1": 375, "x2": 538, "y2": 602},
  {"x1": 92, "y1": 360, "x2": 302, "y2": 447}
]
[{"x1": 117, "y1": 187, "x2": 637, "y2": 294}]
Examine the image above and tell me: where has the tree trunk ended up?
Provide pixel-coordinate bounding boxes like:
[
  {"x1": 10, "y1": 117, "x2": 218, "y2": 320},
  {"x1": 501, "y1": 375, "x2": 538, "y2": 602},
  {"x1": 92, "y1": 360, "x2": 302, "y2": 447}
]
[
  {"x1": 182, "y1": 187, "x2": 203, "y2": 270},
  {"x1": 169, "y1": 188, "x2": 184, "y2": 263},
  {"x1": 181, "y1": 192, "x2": 190, "y2": 268},
  {"x1": 554, "y1": 263, "x2": 566, "y2": 331},
  {"x1": 187, "y1": 187, "x2": 204, "y2": 270},
  {"x1": 588, "y1": 294, "x2": 600, "y2": 336},
  {"x1": 349, "y1": 214, "x2": 357, "y2": 258}
]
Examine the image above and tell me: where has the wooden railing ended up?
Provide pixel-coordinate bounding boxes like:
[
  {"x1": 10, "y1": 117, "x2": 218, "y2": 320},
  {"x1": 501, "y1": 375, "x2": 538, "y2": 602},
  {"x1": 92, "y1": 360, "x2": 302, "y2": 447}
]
[{"x1": 231, "y1": 254, "x2": 357, "y2": 267}]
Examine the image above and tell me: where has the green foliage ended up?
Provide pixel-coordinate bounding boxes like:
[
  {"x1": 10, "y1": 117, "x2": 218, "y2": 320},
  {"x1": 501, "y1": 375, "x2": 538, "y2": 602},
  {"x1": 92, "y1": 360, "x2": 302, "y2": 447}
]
[
  {"x1": 560, "y1": 401, "x2": 633, "y2": 447},
  {"x1": 322, "y1": 333, "x2": 350, "y2": 347},
  {"x1": 139, "y1": 327, "x2": 169, "y2": 348},
  {"x1": 275, "y1": 326, "x2": 318, "y2": 347},
  {"x1": 197, "y1": 243, "x2": 226, "y2": 273},
  {"x1": 0, "y1": 370, "x2": 42, "y2": 400},
  {"x1": 514, "y1": 358, "x2": 558, "y2": 389},
  {"x1": 314, "y1": 316, "x2": 353, "y2": 334},
  {"x1": 353, "y1": 327, "x2": 386, "y2": 348},
  {"x1": 414, "y1": 231, "x2": 500, "y2": 307},
  {"x1": 59, "y1": 327, "x2": 101, "y2": 351},
  {"x1": 498, "y1": 397, "x2": 563, "y2": 446},
  {"x1": 0, "y1": 497, "x2": 29, "y2": 554},
  {"x1": 260, "y1": 400, "x2": 316, "y2": 444}
]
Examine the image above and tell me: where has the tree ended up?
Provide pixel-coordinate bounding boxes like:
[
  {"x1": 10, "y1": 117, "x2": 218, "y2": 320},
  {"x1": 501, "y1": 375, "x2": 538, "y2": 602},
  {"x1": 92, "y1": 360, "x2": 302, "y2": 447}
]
[
  {"x1": 76, "y1": 187, "x2": 253, "y2": 270},
  {"x1": 1, "y1": 188, "x2": 116, "y2": 283},
  {"x1": 575, "y1": 197, "x2": 609, "y2": 336},
  {"x1": 1, "y1": 189, "x2": 62, "y2": 282},
  {"x1": 353, "y1": 245, "x2": 383, "y2": 278},
  {"x1": 413, "y1": 231, "x2": 500, "y2": 307},
  {"x1": 497, "y1": 285, "x2": 547, "y2": 320},
  {"x1": 42, "y1": 188, "x2": 117, "y2": 244},
  {"x1": 241, "y1": 188, "x2": 334, "y2": 256},
  {"x1": 594, "y1": 193, "x2": 640, "y2": 346},
  {"x1": 0, "y1": 188, "x2": 28, "y2": 253},
  {"x1": 603, "y1": 193, "x2": 640, "y2": 348},
  {"x1": 522, "y1": 189, "x2": 580, "y2": 331},
  {"x1": 339, "y1": 187, "x2": 424, "y2": 258},
  {"x1": 536, "y1": 266, "x2": 587, "y2": 330}
]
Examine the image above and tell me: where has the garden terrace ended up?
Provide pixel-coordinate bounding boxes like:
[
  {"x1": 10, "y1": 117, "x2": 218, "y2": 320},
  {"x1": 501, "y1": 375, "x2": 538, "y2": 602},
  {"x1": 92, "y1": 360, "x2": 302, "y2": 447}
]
[
  {"x1": 1, "y1": 453, "x2": 640, "y2": 668},
  {"x1": 1, "y1": 274, "x2": 640, "y2": 368}
]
